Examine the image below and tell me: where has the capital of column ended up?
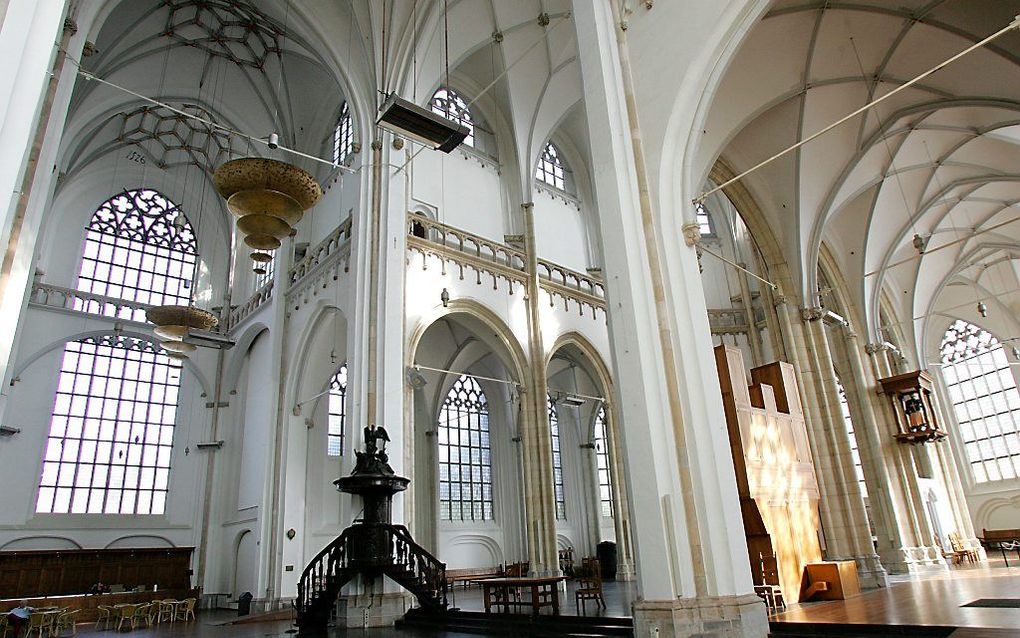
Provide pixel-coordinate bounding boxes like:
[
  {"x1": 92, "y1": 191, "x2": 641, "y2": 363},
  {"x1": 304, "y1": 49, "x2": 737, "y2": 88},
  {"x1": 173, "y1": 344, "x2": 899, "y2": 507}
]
[
  {"x1": 864, "y1": 342, "x2": 888, "y2": 355},
  {"x1": 681, "y1": 222, "x2": 701, "y2": 247},
  {"x1": 800, "y1": 306, "x2": 825, "y2": 322}
]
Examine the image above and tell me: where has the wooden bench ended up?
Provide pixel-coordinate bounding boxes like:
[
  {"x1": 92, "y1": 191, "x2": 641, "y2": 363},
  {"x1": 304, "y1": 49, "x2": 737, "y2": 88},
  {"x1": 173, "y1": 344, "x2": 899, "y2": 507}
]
[
  {"x1": 980, "y1": 528, "x2": 1020, "y2": 566},
  {"x1": 447, "y1": 566, "x2": 504, "y2": 589}
]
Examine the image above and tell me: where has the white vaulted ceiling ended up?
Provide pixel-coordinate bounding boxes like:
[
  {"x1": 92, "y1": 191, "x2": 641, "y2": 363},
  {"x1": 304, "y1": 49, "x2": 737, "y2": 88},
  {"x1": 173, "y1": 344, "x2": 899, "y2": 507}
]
[{"x1": 701, "y1": 0, "x2": 1020, "y2": 360}]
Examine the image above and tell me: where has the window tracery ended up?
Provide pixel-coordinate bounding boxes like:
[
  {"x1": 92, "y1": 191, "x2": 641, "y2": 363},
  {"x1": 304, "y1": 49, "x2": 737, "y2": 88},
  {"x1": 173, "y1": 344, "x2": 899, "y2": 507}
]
[
  {"x1": 327, "y1": 364, "x2": 348, "y2": 457},
  {"x1": 536, "y1": 142, "x2": 569, "y2": 191},
  {"x1": 430, "y1": 88, "x2": 475, "y2": 147},
  {"x1": 695, "y1": 202, "x2": 714, "y2": 236},
  {"x1": 438, "y1": 375, "x2": 493, "y2": 521},
  {"x1": 77, "y1": 189, "x2": 197, "y2": 320},
  {"x1": 940, "y1": 319, "x2": 1020, "y2": 482}
]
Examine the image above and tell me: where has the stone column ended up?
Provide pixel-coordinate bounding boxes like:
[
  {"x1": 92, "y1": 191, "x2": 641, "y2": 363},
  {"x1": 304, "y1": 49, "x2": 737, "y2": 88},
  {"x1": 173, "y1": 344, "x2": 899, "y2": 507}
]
[
  {"x1": 837, "y1": 327, "x2": 897, "y2": 583},
  {"x1": 574, "y1": 2, "x2": 767, "y2": 635},
  {"x1": 736, "y1": 264, "x2": 763, "y2": 367},
  {"x1": 0, "y1": 1, "x2": 75, "y2": 409},
  {"x1": 863, "y1": 343, "x2": 945, "y2": 570},
  {"x1": 605, "y1": 401, "x2": 636, "y2": 581},
  {"x1": 521, "y1": 201, "x2": 560, "y2": 576},
  {"x1": 799, "y1": 309, "x2": 885, "y2": 586}
]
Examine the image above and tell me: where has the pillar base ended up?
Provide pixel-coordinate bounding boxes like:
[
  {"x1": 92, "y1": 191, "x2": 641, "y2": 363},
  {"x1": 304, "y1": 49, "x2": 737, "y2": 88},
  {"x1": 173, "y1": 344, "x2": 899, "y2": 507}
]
[
  {"x1": 334, "y1": 592, "x2": 411, "y2": 628},
  {"x1": 632, "y1": 593, "x2": 768, "y2": 638},
  {"x1": 852, "y1": 554, "x2": 889, "y2": 588},
  {"x1": 879, "y1": 545, "x2": 948, "y2": 574},
  {"x1": 616, "y1": 561, "x2": 637, "y2": 582}
]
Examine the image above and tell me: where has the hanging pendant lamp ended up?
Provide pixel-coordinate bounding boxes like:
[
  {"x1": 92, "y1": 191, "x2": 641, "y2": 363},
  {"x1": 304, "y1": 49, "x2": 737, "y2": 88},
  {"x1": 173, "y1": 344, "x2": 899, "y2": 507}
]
[
  {"x1": 145, "y1": 304, "x2": 220, "y2": 360},
  {"x1": 213, "y1": 158, "x2": 323, "y2": 267}
]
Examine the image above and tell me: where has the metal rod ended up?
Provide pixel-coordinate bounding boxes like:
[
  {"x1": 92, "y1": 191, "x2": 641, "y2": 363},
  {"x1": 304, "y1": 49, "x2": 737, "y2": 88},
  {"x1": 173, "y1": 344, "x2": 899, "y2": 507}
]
[
  {"x1": 694, "y1": 15, "x2": 1020, "y2": 205},
  {"x1": 412, "y1": 364, "x2": 520, "y2": 387},
  {"x1": 699, "y1": 244, "x2": 778, "y2": 289},
  {"x1": 864, "y1": 215, "x2": 1020, "y2": 278},
  {"x1": 76, "y1": 68, "x2": 357, "y2": 172}
]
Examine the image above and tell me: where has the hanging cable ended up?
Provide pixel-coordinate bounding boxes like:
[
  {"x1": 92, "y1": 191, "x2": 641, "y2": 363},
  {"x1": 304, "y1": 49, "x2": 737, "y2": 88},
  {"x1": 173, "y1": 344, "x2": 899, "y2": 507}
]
[
  {"x1": 863, "y1": 214, "x2": 1020, "y2": 277},
  {"x1": 695, "y1": 15, "x2": 1020, "y2": 204},
  {"x1": 411, "y1": 364, "x2": 520, "y2": 389},
  {"x1": 393, "y1": 15, "x2": 570, "y2": 175},
  {"x1": 74, "y1": 67, "x2": 355, "y2": 172},
  {"x1": 849, "y1": 36, "x2": 921, "y2": 242},
  {"x1": 698, "y1": 243, "x2": 777, "y2": 290}
]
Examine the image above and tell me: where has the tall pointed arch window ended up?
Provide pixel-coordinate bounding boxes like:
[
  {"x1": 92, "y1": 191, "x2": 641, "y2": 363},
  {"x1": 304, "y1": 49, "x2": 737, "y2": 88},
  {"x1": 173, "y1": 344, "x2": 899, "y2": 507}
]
[
  {"x1": 430, "y1": 87, "x2": 475, "y2": 147},
  {"x1": 594, "y1": 404, "x2": 614, "y2": 518},
  {"x1": 252, "y1": 257, "x2": 274, "y2": 292},
  {"x1": 36, "y1": 190, "x2": 197, "y2": 515},
  {"x1": 940, "y1": 319, "x2": 1020, "y2": 482},
  {"x1": 695, "y1": 202, "x2": 714, "y2": 236},
  {"x1": 438, "y1": 375, "x2": 493, "y2": 521},
  {"x1": 327, "y1": 364, "x2": 348, "y2": 456},
  {"x1": 77, "y1": 189, "x2": 196, "y2": 318},
  {"x1": 549, "y1": 395, "x2": 565, "y2": 520},
  {"x1": 835, "y1": 376, "x2": 867, "y2": 496},
  {"x1": 332, "y1": 102, "x2": 354, "y2": 165},
  {"x1": 535, "y1": 142, "x2": 568, "y2": 191}
]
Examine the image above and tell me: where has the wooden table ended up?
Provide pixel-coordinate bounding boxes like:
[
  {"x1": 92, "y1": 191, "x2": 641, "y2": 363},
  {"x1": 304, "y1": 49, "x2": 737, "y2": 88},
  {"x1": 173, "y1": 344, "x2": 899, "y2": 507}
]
[{"x1": 472, "y1": 576, "x2": 566, "y2": 616}]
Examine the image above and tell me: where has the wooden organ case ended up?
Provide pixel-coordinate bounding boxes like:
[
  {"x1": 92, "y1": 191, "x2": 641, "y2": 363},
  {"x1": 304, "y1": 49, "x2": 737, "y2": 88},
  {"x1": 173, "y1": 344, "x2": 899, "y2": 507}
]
[{"x1": 714, "y1": 345, "x2": 823, "y2": 600}]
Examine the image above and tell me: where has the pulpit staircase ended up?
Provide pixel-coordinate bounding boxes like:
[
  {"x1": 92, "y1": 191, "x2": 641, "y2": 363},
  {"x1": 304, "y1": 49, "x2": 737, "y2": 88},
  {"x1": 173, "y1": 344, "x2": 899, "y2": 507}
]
[{"x1": 295, "y1": 523, "x2": 448, "y2": 630}]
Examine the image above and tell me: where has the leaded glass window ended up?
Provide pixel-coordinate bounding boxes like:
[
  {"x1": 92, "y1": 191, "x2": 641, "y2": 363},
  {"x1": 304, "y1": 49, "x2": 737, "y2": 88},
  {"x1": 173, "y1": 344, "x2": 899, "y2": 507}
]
[
  {"x1": 438, "y1": 375, "x2": 493, "y2": 521},
  {"x1": 836, "y1": 376, "x2": 867, "y2": 497},
  {"x1": 253, "y1": 256, "x2": 274, "y2": 291},
  {"x1": 332, "y1": 102, "x2": 354, "y2": 164},
  {"x1": 594, "y1": 404, "x2": 614, "y2": 518},
  {"x1": 76, "y1": 189, "x2": 196, "y2": 320},
  {"x1": 549, "y1": 395, "x2": 565, "y2": 520},
  {"x1": 327, "y1": 364, "x2": 348, "y2": 456},
  {"x1": 940, "y1": 319, "x2": 1020, "y2": 483},
  {"x1": 430, "y1": 87, "x2": 475, "y2": 147},
  {"x1": 535, "y1": 142, "x2": 568, "y2": 191},
  {"x1": 696, "y1": 202, "x2": 714, "y2": 236},
  {"x1": 36, "y1": 336, "x2": 181, "y2": 515}
]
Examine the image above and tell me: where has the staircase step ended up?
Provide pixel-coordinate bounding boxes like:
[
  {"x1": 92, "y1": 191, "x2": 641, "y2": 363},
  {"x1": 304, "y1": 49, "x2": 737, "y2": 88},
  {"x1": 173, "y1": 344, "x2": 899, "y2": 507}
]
[
  {"x1": 768, "y1": 621, "x2": 956, "y2": 638},
  {"x1": 397, "y1": 609, "x2": 634, "y2": 638}
]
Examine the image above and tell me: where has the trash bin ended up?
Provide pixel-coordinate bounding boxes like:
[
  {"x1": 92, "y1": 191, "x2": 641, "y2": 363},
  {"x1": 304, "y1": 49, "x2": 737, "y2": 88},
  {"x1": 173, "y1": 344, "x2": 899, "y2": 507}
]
[
  {"x1": 237, "y1": 591, "x2": 253, "y2": 616},
  {"x1": 596, "y1": 541, "x2": 617, "y2": 580}
]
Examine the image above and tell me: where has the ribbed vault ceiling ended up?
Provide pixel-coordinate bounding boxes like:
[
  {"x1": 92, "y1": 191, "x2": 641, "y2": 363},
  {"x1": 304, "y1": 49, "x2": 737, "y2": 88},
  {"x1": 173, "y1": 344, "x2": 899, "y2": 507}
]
[{"x1": 703, "y1": 0, "x2": 1020, "y2": 359}]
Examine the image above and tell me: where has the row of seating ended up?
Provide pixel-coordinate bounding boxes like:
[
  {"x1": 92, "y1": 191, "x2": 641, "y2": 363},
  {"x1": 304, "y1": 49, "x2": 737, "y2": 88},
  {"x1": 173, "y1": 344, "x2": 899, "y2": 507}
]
[
  {"x1": 1, "y1": 608, "x2": 80, "y2": 638},
  {"x1": 94, "y1": 598, "x2": 196, "y2": 632}
]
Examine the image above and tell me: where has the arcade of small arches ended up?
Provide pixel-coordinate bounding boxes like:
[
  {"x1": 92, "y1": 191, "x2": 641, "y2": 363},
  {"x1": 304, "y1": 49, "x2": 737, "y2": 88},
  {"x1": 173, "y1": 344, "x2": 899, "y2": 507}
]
[{"x1": 0, "y1": 2, "x2": 1019, "y2": 637}]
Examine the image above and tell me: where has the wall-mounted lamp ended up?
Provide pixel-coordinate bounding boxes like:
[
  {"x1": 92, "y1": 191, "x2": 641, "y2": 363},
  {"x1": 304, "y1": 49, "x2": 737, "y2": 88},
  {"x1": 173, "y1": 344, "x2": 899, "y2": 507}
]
[
  {"x1": 440, "y1": 288, "x2": 450, "y2": 308},
  {"x1": 978, "y1": 301, "x2": 988, "y2": 317},
  {"x1": 195, "y1": 440, "x2": 224, "y2": 450},
  {"x1": 286, "y1": 528, "x2": 296, "y2": 540},
  {"x1": 0, "y1": 425, "x2": 21, "y2": 437}
]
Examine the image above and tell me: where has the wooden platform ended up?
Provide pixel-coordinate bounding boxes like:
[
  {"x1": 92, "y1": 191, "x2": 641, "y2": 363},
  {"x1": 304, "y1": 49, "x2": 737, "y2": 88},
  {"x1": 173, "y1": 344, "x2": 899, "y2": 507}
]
[{"x1": 771, "y1": 564, "x2": 1020, "y2": 636}]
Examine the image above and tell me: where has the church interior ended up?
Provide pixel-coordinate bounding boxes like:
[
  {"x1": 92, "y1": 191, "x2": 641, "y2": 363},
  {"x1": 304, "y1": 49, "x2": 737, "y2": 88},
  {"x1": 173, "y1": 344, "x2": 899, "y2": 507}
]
[{"x1": 1, "y1": 2, "x2": 1020, "y2": 637}]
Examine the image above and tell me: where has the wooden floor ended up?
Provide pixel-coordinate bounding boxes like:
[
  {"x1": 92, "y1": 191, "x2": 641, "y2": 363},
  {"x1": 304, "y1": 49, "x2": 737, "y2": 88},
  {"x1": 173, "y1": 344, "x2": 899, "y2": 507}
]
[{"x1": 772, "y1": 561, "x2": 1020, "y2": 636}]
